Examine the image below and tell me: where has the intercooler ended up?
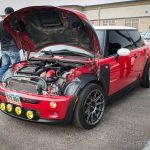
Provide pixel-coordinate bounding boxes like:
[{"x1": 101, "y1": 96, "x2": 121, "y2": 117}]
[{"x1": 6, "y1": 78, "x2": 43, "y2": 94}]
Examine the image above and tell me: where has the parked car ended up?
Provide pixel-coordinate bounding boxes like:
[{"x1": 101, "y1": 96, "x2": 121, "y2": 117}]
[
  {"x1": 140, "y1": 31, "x2": 147, "y2": 37},
  {"x1": 0, "y1": 6, "x2": 150, "y2": 129},
  {"x1": 143, "y1": 30, "x2": 150, "y2": 45}
]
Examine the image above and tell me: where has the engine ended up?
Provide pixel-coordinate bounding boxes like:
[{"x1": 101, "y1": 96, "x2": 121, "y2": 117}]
[{"x1": 3, "y1": 59, "x2": 91, "y2": 95}]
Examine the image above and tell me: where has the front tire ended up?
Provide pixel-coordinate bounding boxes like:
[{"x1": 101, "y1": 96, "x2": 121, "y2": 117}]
[
  {"x1": 73, "y1": 83, "x2": 105, "y2": 129},
  {"x1": 141, "y1": 60, "x2": 150, "y2": 88}
]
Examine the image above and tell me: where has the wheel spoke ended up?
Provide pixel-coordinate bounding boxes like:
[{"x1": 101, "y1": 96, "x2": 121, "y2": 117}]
[
  {"x1": 85, "y1": 102, "x2": 91, "y2": 107},
  {"x1": 95, "y1": 107, "x2": 104, "y2": 113},
  {"x1": 84, "y1": 107, "x2": 90, "y2": 115},
  {"x1": 94, "y1": 94, "x2": 102, "y2": 102},
  {"x1": 94, "y1": 111, "x2": 99, "y2": 119},
  {"x1": 93, "y1": 91, "x2": 98, "y2": 101},
  {"x1": 90, "y1": 112, "x2": 95, "y2": 123},
  {"x1": 87, "y1": 94, "x2": 93, "y2": 101},
  {"x1": 86, "y1": 111, "x2": 91, "y2": 122},
  {"x1": 96, "y1": 101, "x2": 104, "y2": 106}
]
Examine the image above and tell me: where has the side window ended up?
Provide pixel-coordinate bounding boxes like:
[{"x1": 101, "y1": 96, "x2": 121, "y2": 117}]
[
  {"x1": 108, "y1": 30, "x2": 133, "y2": 56},
  {"x1": 128, "y1": 30, "x2": 145, "y2": 48}
]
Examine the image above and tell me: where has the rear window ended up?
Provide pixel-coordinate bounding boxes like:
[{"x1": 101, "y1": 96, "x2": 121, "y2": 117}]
[{"x1": 128, "y1": 30, "x2": 144, "y2": 48}]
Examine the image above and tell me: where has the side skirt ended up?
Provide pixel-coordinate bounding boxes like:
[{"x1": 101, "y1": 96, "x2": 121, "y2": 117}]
[{"x1": 107, "y1": 80, "x2": 140, "y2": 104}]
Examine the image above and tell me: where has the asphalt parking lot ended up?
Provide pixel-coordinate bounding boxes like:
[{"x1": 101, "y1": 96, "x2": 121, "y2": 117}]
[{"x1": 0, "y1": 86, "x2": 150, "y2": 150}]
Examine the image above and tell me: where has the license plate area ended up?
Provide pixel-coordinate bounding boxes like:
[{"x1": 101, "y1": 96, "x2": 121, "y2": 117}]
[{"x1": 5, "y1": 93, "x2": 22, "y2": 106}]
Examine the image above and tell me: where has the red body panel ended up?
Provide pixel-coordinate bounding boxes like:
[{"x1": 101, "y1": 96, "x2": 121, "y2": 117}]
[
  {"x1": 99, "y1": 56, "x2": 134, "y2": 95},
  {"x1": 98, "y1": 45, "x2": 150, "y2": 96}
]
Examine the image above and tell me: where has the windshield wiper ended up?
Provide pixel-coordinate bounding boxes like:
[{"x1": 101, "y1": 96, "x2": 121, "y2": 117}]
[{"x1": 52, "y1": 49, "x2": 93, "y2": 59}]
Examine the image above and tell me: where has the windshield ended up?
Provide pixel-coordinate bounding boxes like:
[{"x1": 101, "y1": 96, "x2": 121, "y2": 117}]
[
  {"x1": 40, "y1": 44, "x2": 94, "y2": 58},
  {"x1": 144, "y1": 31, "x2": 150, "y2": 39},
  {"x1": 95, "y1": 30, "x2": 105, "y2": 50}
]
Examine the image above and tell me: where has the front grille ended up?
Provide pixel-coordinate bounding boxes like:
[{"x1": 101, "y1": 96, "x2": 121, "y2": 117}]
[{"x1": 7, "y1": 79, "x2": 42, "y2": 94}]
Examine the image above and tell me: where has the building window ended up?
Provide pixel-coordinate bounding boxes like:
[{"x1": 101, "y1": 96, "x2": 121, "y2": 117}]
[
  {"x1": 90, "y1": 20, "x2": 99, "y2": 26},
  {"x1": 90, "y1": 20, "x2": 95, "y2": 25},
  {"x1": 125, "y1": 18, "x2": 139, "y2": 29},
  {"x1": 103, "y1": 20, "x2": 115, "y2": 26}
]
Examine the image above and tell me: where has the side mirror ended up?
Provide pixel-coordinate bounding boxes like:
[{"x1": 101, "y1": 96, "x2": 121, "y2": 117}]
[
  {"x1": 117, "y1": 48, "x2": 130, "y2": 56},
  {"x1": 115, "y1": 48, "x2": 130, "y2": 60}
]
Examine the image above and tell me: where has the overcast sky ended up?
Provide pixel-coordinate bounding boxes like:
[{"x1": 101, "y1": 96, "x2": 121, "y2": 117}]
[{"x1": 0, "y1": 0, "x2": 133, "y2": 15}]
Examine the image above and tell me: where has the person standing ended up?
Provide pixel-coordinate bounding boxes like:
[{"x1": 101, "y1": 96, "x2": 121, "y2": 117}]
[{"x1": 0, "y1": 7, "x2": 20, "y2": 82}]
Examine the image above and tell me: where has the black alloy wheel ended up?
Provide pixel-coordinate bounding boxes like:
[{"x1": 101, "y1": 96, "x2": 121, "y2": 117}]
[
  {"x1": 83, "y1": 89, "x2": 105, "y2": 125},
  {"x1": 73, "y1": 83, "x2": 105, "y2": 129}
]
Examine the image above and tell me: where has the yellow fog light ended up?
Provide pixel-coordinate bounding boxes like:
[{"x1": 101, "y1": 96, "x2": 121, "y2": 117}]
[
  {"x1": 0, "y1": 103, "x2": 6, "y2": 111},
  {"x1": 50, "y1": 101, "x2": 57, "y2": 108},
  {"x1": 15, "y1": 106, "x2": 22, "y2": 115},
  {"x1": 26, "y1": 110, "x2": 34, "y2": 120},
  {"x1": 7, "y1": 104, "x2": 13, "y2": 112}
]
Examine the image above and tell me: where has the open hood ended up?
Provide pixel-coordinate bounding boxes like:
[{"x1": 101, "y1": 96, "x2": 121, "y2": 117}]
[{"x1": 3, "y1": 6, "x2": 99, "y2": 53}]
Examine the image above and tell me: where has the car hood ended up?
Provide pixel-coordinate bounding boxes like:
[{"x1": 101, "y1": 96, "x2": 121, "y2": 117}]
[{"x1": 3, "y1": 6, "x2": 99, "y2": 53}]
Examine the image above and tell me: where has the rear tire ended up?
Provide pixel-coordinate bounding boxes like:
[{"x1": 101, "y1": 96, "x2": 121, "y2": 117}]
[
  {"x1": 73, "y1": 83, "x2": 105, "y2": 129},
  {"x1": 141, "y1": 60, "x2": 150, "y2": 88}
]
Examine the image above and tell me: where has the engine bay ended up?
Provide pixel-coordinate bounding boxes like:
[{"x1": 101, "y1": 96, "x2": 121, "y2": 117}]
[{"x1": 4, "y1": 59, "x2": 95, "y2": 96}]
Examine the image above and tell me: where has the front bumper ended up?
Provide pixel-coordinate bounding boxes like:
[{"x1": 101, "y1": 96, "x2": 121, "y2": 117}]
[{"x1": 0, "y1": 85, "x2": 72, "y2": 123}]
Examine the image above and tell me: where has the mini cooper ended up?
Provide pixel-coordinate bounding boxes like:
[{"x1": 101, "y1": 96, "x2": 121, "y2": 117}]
[{"x1": 0, "y1": 6, "x2": 150, "y2": 129}]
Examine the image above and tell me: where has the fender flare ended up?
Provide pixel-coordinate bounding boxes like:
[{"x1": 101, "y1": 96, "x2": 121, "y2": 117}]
[
  {"x1": 63, "y1": 73, "x2": 109, "y2": 123},
  {"x1": 64, "y1": 74, "x2": 108, "y2": 97}
]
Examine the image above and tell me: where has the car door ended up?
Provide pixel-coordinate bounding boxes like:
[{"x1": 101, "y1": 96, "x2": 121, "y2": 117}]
[
  {"x1": 128, "y1": 30, "x2": 148, "y2": 78},
  {"x1": 106, "y1": 30, "x2": 136, "y2": 96}
]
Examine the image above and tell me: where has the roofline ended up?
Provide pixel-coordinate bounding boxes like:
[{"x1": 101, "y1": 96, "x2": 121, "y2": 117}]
[
  {"x1": 60, "y1": 5, "x2": 83, "y2": 7},
  {"x1": 94, "y1": 26, "x2": 137, "y2": 30},
  {"x1": 59, "y1": 0, "x2": 141, "y2": 7}
]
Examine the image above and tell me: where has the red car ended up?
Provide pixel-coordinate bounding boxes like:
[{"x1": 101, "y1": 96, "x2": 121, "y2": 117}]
[{"x1": 0, "y1": 6, "x2": 150, "y2": 129}]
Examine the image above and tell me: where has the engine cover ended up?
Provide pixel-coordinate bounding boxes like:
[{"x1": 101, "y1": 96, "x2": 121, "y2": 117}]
[{"x1": 17, "y1": 66, "x2": 39, "y2": 74}]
